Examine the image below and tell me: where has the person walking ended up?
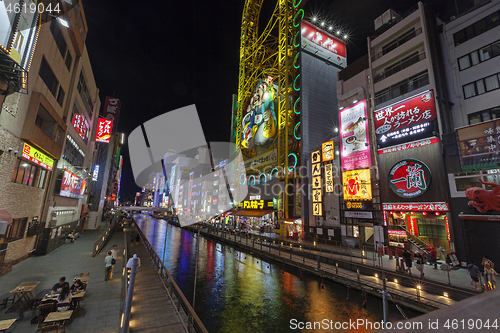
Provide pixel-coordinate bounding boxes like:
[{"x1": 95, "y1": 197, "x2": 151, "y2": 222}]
[
  {"x1": 430, "y1": 247, "x2": 437, "y2": 269},
  {"x1": 135, "y1": 232, "x2": 140, "y2": 246},
  {"x1": 414, "y1": 250, "x2": 425, "y2": 277},
  {"x1": 468, "y1": 261, "x2": 480, "y2": 290},
  {"x1": 105, "y1": 251, "x2": 114, "y2": 282},
  {"x1": 402, "y1": 249, "x2": 414, "y2": 275},
  {"x1": 484, "y1": 262, "x2": 498, "y2": 290}
]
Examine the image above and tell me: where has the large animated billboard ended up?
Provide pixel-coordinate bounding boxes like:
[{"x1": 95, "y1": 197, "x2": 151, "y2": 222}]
[
  {"x1": 339, "y1": 100, "x2": 371, "y2": 170},
  {"x1": 241, "y1": 77, "x2": 277, "y2": 152}
]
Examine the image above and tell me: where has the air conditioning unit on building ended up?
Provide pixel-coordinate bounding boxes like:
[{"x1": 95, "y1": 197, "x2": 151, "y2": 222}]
[{"x1": 49, "y1": 220, "x2": 57, "y2": 227}]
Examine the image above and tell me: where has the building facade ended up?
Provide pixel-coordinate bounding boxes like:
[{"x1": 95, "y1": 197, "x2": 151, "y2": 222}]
[
  {"x1": 441, "y1": 0, "x2": 500, "y2": 265},
  {"x1": 367, "y1": 2, "x2": 455, "y2": 258},
  {"x1": 0, "y1": 1, "x2": 100, "y2": 265}
]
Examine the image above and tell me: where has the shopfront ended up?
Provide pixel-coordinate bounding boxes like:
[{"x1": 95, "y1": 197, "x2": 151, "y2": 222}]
[{"x1": 383, "y1": 203, "x2": 452, "y2": 257}]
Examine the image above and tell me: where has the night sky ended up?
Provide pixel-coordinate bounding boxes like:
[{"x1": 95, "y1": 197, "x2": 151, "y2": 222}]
[{"x1": 82, "y1": 0, "x2": 472, "y2": 202}]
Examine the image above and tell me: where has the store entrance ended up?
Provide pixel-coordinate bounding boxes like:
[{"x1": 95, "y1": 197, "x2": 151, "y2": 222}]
[{"x1": 387, "y1": 211, "x2": 450, "y2": 258}]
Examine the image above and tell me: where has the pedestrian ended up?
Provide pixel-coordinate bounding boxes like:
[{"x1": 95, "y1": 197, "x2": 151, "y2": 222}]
[
  {"x1": 105, "y1": 251, "x2": 114, "y2": 282},
  {"x1": 130, "y1": 231, "x2": 135, "y2": 246},
  {"x1": 111, "y1": 244, "x2": 119, "y2": 259},
  {"x1": 402, "y1": 249, "x2": 413, "y2": 275},
  {"x1": 414, "y1": 250, "x2": 425, "y2": 277},
  {"x1": 135, "y1": 233, "x2": 140, "y2": 246},
  {"x1": 430, "y1": 247, "x2": 437, "y2": 269},
  {"x1": 468, "y1": 261, "x2": 480, "y2": 290},
  {"x1": 482, "y1": 255, "x2": 494, "y2": 270},
  {"x1": 484, "y1": 262, "x2": 498, "y2": 290}
]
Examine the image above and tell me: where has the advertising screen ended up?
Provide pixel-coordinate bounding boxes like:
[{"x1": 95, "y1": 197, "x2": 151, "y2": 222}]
[
  {"x1": 457, "y1": 119, "x2": 500, "y2": 172},
  {"x1": 60, "y1": 169, "x2": 86, "y2": 199},
  {"x1": 300, "y1": 21, "x2": 347, "y2": 68},
  {"x1": 241, "y1": 77, "x2": 277, "y2": 152},
  {"x1": 339, "y1": 100, "x2": 370, "y2": 170},
  {"x1": 96, "y1": 118, "x2": 113, "y2": 143},
  {"x1": 342, "y1": 169, "x2": 372, "y2": 201},
  {"x1": 374, "y1": 90, "x2": 437, "y2": 149}
]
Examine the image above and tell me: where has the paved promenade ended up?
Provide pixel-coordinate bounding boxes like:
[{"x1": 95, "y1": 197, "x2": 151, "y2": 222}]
[
  {"x1": 239, "y1": 228, "x2": 482, "y2": 292},
  {"x1": 0, "y1": 223, "x2": 123, "y2": 333}
]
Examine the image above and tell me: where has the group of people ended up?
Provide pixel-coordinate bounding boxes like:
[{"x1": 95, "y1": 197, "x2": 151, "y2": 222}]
[
  {"x1": 104, "y1": 244, "x2": 119, "y2": 282},
  {"x1": 48, "y1": 277, "x2": 85, "y2": 311},
  {"x1": 468, "y1": 256, "x2": 498, "y2": 290},
  {"x1": 400, "y1": 248, "x2": 437, "y2": 277}
]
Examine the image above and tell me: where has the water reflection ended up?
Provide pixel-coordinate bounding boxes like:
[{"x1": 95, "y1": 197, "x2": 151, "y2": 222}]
[{"x1": 135, "y1": 215, "x2": 420, "y2": 332}]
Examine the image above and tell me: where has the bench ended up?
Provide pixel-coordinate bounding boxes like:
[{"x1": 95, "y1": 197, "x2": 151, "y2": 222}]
[
  {"x1": 31, "y1": 289, "x2": 51, "y2": 310},
  {"x1": 0, "y1": 293, "x2": 14, "y2": 309}
]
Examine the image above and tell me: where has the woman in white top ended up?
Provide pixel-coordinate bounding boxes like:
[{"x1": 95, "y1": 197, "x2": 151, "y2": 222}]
[{"x1": 57, "y1": 285, "x2": 72, "y2": 311}]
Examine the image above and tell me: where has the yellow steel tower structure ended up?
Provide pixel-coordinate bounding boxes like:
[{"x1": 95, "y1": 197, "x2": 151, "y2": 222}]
[{"x1": 236, "y1": 0, "x2": 302, "y2": 219}]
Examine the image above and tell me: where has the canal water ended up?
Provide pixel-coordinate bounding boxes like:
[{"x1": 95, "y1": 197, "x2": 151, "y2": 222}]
[{"x1": 135, "y1": 215, "x2": 421, "y2": 333}]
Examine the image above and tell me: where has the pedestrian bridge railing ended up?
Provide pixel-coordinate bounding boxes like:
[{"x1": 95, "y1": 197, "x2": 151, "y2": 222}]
[
  {"x1": 92, "y1": 221, "x2": 116, "y2": 257},
  {"x1": 135, "y1": 226, "x2": 208, "y2": 333}
]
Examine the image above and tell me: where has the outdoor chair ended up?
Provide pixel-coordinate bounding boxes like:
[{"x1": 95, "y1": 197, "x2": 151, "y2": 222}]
[
  {"x1": 41, "y1": 324, "x2": 60, "y2": 333},
  {"x1": 32, "y1": 289, "x2": 51, "y2": 309},
  {"x1": 56, "y1": 302, "x2": 71, "y2": 311}
]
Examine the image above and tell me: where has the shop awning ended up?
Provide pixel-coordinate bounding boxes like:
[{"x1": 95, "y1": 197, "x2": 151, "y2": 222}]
[
  {"x1": 459, "y1": 214, "x2": 500, "y2": 222},
  {"x1": 229, "y1": 210, "x2": 275, "y2": 217}
]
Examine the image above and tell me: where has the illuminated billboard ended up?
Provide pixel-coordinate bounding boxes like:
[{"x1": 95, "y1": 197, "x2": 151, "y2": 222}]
[
  {"x1": 457, "y1": 119, "x2": 500, "y2": 172},
  {"x1": 1, "y1": 0, "x2": 41, "y2": 70},
  {"x1": 322, "y1": 140, "x2": 334, "y2": 162},
  {"x1": 374, "y1": 90, "x2": 437, "y2": 150},
  {"x1": 22, "y1": 142, "x2": 53, "y2": 170},
  {"x1": 343, "y1": 169, "x2": 372, "y2": 201},
  {"x1": 241, "y1": 77, "x2": 277, "y2": 151},
  {"x1": 72, "y1": 113, "x2": 89, "y2": 141},
  {"x1": 96, "y1": 118, "x2": 113, "y2": 143},
  {"x1": 339, "y1": 100, "x2": 370, "y2": 170},
  {"x1": 60, "y1": 169, "x2": 86, "y2": 200},
  {"x1": 300, "y1": 21, "x2": 347, "y2": 68}
]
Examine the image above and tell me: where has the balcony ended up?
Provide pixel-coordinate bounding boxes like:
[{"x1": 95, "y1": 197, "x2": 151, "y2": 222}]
[
  {"x1": 372, "y1": 28, "x2": 422, "y2": 62},
  {"x1": 374, "y1": 71, "x2": 429, "y2": 106},
  {"x1": 374, "y1": 52, "x2": 426, "y2": 83}
]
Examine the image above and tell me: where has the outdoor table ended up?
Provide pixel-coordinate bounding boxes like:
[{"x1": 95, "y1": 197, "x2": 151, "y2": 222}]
[
  {"x1": 42, "y1": 291, "x2": 86, "y2": 311},
  {"x1": 7, "y1": 281, "x2": 40, "y2": 311},
  {"x1": 44, "y1": 310, "x2": 73, "y2": 333},
  {"x1": 0, "y1": 319, "x2": 16, "y2": 333}
]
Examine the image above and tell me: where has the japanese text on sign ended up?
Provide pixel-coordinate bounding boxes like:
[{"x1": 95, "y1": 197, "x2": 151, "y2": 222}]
[
  {"x1": 382, "y1": 203, "x2": 449, "y2": 211},
  {"x1": 374, "y1": 90, "x2": 436, "y2": 135},
  {"x1": 325, "y1": 163, "x2": 333, "y2": 192},
  {"x1": 96, "y1": 118, "x2": 113, "y2": 143}
]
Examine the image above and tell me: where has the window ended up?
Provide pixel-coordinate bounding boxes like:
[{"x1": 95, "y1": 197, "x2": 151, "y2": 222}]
[
  {"x1": 458, "y1": 55, "x2": 470, "y2": 70},
  {"x1": 453, "y1": 10, "x2": 500, "y2": 46},
  {"x1": 35, "y1": 104, "x2": 57, "y2": 138},
  {"x1": 77, "y1": 71, "x2": 94, "y2": 117},
  {"x1": 468, "y1": 106, "x2": 500, "y2": 124},
  {"x1": 5, "y1": 218, "x2": 28, "y2": 241},
  {"x1": 476, "y1": 79, "x2": 486, "y2": 94},
  {"x1": 50, "y1": 18, "x2": 67, "y2": 58},
  {"x1": 479, "y1": 45, "x2": 492, "y2": 61},
  {"x1": 459, "y1": 40, "x2": 500, "y2": 70},
  {"x1": 485, "y1": 75, "x2": 500, "y2": 91},
  {"x1": 11, "y1": 158, "x2": 49, "y2": 188},
  {"x1": 374, "y1": 71, "x2": 428, "y2": 106},
  {"x1": 57, "y1": 86, "x2": 65, "y2": 106},
  {"x1": 65, "y1": 51, "x2": 72, "y2": 71},
  {"x1": 463, "y1": 83, "x2": 476, "y2": 99},
  {"x1": 63, "y1": 135, "x2": 85, "y2": 167},
  {"x1": 464, "y1": 71, "x2": 500, "y2": 99},
  {"x1": 39, "y1": 57, "x2": 59, "y2": 97}
]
